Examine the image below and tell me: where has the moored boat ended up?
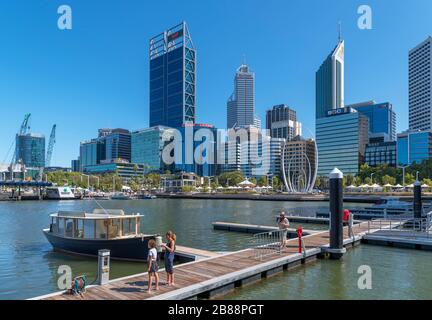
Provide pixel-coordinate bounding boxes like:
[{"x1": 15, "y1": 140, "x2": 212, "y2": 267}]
[
  {"x1": 44, "y1": 187, "x2": 76, "y2": 200},
  {"x1": 43, "y1": 209, "x2": 156, "y2": 261}
]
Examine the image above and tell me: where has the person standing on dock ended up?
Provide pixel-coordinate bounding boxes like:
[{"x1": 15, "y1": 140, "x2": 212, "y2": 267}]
[
  {"x1": 162, "y1": 230, "x2": 176, "y2": 286},
  {"x1": 147, "y1": 239, "x2": 160, "y2": 293},
  {"x1": 277, "y1": 212, "x2": 290, "y2": 247}
]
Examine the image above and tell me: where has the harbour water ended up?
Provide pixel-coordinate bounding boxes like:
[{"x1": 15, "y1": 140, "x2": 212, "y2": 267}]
[{"x1": 1, "y1": 198, "x2": 430, "y2": 300}]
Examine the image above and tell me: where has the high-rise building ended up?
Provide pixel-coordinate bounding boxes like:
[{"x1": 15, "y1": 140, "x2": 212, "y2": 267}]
[
  {"x1": 149, "y1": 21, "x2": 196, "y2": 128},
  {"x1": 71, "y1": 159, "x2": 80, "y2": 172},
  {"x1": 15, "y1": 133, "x2": 46, "y2": 168},
  {"x1": 227, "y1": 64, "x2": 255, "y2": 129},
  {"x1": 346, "y1": 101, "x2": 396, "y2": 141},
  {"x1": 253, "y1": 115, "x2": 261, "y2": 129},
  {"x1": 79, "y1": 139, "x2": 105, "y2": 172},
  {"x1": 103, "y1": 129, "x2": 131, "y2": 163},
  {"x1": 266, "y1": 104, "x2": 302, "y2": 141},
  {"x1": 409, "y1": 36, "x2": 432, "y2": 131},
  {"x1": 316, "y1": 39, "x2": 344, "y2": 119},
  {"x1": 316, "y1": 107, "x2": 369, "y2": 176},
  {"x1": 397, "y1": 130, "x2": 432, "y2": 166},
  {"x1": 131, "y1": 126, "x2": 171, "y2": 173},
  {"x1": 365, "y1": 141, "x2": 397, "y2": 167}
]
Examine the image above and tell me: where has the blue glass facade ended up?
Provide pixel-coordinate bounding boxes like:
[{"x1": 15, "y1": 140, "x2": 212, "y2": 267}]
[
  {"x1": 84, "y1": 162, "x2": 145, "y2": 182},
  {"x1": 397, "y1": 131, "x2": 432, "y2": 165},
  {"x1": 15, "y1": 133, "x2": 45, "y2": 168},
  {"x1": 79, "y1": 140, "x2": 104, "y2": 171},
  {"x1": 131, "y1": 126, "x2": 170, "y2": 173},
  {"x1": 316, "y1": 111, "x2": 369, "y2": 176},
  {"x1": 104, "y1": 129, "x2": 131, "y2": 163},
  {"x1": 150, "y1": 22, "x2": 196, "y2": 128},
  {"x1": 352, "y1": 102, "x2": 396, "y2": 141}
]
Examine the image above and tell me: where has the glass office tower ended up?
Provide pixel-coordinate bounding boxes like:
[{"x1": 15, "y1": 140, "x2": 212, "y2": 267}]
[
  {"x1": 15, "y1": 133, "x2": 45, "y2": 168},
  {"x1": 397, "y1": 130, "x2": 432, "y2": 165},
  {"x1": 149, "y1": 22, "x2": 196, "y2": 128},
  {"x1": 104, "y1": 129, "x2": 131, "y2": 163},
  {"x1": 315, "y1": 40, "x2": 345, "y2": 119}
]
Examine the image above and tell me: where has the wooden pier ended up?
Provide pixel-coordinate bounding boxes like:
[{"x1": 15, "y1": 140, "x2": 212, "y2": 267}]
[{"x1": 34, "y1": 220, "x2": 400, "y2": 301}]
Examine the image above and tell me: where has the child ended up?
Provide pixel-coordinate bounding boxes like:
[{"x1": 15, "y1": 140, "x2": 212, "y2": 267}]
[
  {"x1": 161, "y1": 231, "x2": 176, "y2": 286},
  {"x1": 147, "y1": 239, "x2": 159, "y2": 293}
]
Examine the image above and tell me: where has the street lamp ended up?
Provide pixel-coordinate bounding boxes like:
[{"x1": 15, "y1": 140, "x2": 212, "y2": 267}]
[
  {"x1": 416, "y1": 171, "x2": 419, "y2": 182},
  {"x1": 81, "y1": 174, "x2": 90, "y2": 190},
  {"x1": 398, "y1": 165, "x2": 409, "y2": 186},
  {"x1": 370, "y1": 173, "x2": 375, "y2": 184}
]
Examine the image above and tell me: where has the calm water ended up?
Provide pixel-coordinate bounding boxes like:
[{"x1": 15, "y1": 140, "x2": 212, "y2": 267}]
[
  {"x1": 219, "y1": 245, "x2": 432, "y2": 300},
  {"x1": 1, "y1": 198, "x2": 427, "y2": 300}
]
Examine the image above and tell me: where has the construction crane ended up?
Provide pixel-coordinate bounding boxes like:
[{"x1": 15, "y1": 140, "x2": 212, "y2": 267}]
[
  {"x1": 4, "y1": 114, "x2": 31, "y2": 180},
  {"x1": 45, "y1": 124, "x2": 56, "y2": 167}
]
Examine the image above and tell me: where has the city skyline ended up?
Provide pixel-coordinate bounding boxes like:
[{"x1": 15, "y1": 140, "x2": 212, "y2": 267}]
[{"x1": 1, "y1": 0, "x2": 432, "y2": 167}]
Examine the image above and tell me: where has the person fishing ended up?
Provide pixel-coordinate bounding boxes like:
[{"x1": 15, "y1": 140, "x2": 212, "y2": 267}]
[{"x1": 277, "y1": 211, "x2": 290, "y2": 247}]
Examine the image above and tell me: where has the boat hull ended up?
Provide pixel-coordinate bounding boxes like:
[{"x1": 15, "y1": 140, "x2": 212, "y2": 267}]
[{"x1": 43, "y1": 229, "x2": 155, "y2": 261}]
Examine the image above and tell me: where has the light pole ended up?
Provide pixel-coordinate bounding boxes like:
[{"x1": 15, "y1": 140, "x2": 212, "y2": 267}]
[
  {"x1": 370, "y1": 173, "x2": 375, "y2": 184},
  {"x1": 398, "y1": 165, "x2": 409, "y2": 186},
  {"x1": 416, "y1": 171, "x2": 419, "y2": 181},
  {"x1": 82, "y1": 174, "x2": 90, "y2": 190}
]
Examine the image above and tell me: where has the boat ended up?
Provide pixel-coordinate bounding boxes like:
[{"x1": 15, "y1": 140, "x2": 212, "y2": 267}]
[
  {"x1": 43, "y1": 209, "x2": 156, "y2": 261},
  {"x1": 316, "y1": 197, "x2": 432, "y2": 220},
  {"x1": 137, "y1": 193, "x2": 157, "y2": 199},
  {"x1": 110, "y1": 192, "x2": 133, "y2": 200},
  {"x1": 44, "y1": 186, "x2": 76, "y2": 200}
]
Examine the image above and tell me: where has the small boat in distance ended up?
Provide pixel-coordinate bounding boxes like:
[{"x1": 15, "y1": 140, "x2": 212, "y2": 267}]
[
  {"x1": 43, "y1": 209, "x2": 156, "y2": 261},
  {"x1": 110, "y1": 192, "x2": 133, "y2": 200}
]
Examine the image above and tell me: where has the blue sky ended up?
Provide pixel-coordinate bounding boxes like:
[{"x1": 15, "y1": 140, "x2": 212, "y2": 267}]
[{"x1": 0, "y1": 0, "x2": 431, "y2": 167}]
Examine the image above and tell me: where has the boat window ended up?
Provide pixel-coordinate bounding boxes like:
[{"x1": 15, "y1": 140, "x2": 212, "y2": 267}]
[
  {"x1": 76, "y1": 219, "x2": 84, "y2": 238},
  {"x1": 123, "y1": 219, "x2": 132, "y2": 236},
  {"x1": 108, "y1": 219, "x2": 122, "y2": 239},
  {"x1": 65, "y1": 219, "x2": 74, "y2": 238},
  {"x1": 52, "y1": 217, "x2": 59, "y2": 234},
  {"x1": 83, "y1": 220, "x2": 95, "y2": 239},
  {"x1": 58, "y1": 218, "x2": 65, "y2": 236},
  {"x1": 95, "y1": 220, "x2": 108, "y2": 239}
]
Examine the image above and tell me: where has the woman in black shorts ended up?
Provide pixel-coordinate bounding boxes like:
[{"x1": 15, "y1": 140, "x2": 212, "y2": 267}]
[{"x1": 162, "y1": 230, "x2": 176, "y2": 286}]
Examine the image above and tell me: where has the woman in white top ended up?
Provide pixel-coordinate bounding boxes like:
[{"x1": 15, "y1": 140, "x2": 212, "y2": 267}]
[{"x1": 147, "y1": 239, "x2": 159, "y2": 293}]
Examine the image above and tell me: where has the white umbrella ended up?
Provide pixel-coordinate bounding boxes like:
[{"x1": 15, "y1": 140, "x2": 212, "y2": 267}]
[
  {"x1": 217, "y1": 186, "x2": 224, "y2": 189},
  {"x1": 346, "y1": 185, "x2": 357, "y2": 189},
  {"x1": 238, "y1": 179, "x2": 255, "y2": 186},
  {"x1": 407, "y1": 184, "x2": 415, "y2": 188},
  {"x1": 371, "y1": 183, "x2": 381, "y2": 188},
  {"x1": 421, "y1": 184, "x2": 430, "y2": 188},
  {"x1": 384, "y1": 183, "x2": 393, "y2": 187},
  {"x1": 394, "y1": 184, "x2": 403, "y2": 188}
]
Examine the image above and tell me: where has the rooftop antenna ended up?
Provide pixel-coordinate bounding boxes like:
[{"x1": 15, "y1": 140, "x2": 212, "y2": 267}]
[
  {"x1": 338, "y1": 21, "x2": 342, "y2": 42},
  {"x1": 242, "y1": 54, "x2": 246, "y2": 66}
]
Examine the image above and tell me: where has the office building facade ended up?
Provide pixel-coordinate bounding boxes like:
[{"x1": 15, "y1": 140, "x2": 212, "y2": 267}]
[
  {"x1": 347, "y1": 101, "x2": 396, "y2": 141},
  {"x1": 409, "y1": 36, "x2": 432, "y2": 131},
  {"x1": 266, "y1": 104, "x2": 302, "y2": 141},
  {"x1": 227, "y1": 64, "x2": 255, "y2": 128},
  {"x1": 316, "y1": 108, "x2": 369, "y2": 176},
  {"x1": 149, "y1": 21, "x2": 196, "y2": 128},
  {"x1": 79, "y1": 139, "x2": 105, "y2": 171},
  {"x1": 15, "y1": 133, "x2": 46, "y2": 168},
  {"x1": 397, "y1": 130, "x2": 432, "y2": 166},
  {"x1": 316, "y1": 40, "x2": 344, "y2": 119},
  {"x1": 103, "y1": 129, "x2": 131, "y2": 163},
  {"x1": 131, "y1": 126, "x2": 171, "y2": 173},
  {"x1": 83, "y1": 161, "x2": 145, "y2": 182},
  {"x1": 365, "y1": 141, "x2": 397, "y2": 167}
]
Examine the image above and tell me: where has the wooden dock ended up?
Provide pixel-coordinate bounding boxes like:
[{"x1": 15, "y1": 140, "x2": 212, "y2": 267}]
[{"x1": 34, "y1": 220, "x2": 399, "y2": 301}]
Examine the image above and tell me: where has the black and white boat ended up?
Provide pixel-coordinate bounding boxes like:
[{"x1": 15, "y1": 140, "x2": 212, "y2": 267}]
[{"x1": 43, "y1": 209, "x2": 156, "y2": 261}]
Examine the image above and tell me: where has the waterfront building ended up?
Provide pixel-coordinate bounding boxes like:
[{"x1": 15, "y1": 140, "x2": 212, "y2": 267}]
[
  {"x1": 346, "y1": 101, "x2": 396, "y2": 141},
  {"x1": 149, "y1": 21, "x2": 196, "y2": 128},
  {"x1": 397, "y1": 130, "x2": 432, "y2": 166},
  {"x1": 83, "y1": 160, "x2": 145, "y2": 182},
  {"x1": 315, "y1": 39, "x2": 344, "y2": 119},
  {"x1": 44, "y1": 167, "x2": 72, "y2": 173},
  {"x1": 161, "y1": 172, "x2": 198, "y2": 193},
  {"x1": 103, "y1": 129, "x2": 131, "y2": 163},
  {"x1": 15, "y1": 133, "x2": 46, "y2": 168},
  {"x1": 409, "y1": 36, "x2": 432, "y2": 131},
  {"x1": 365, "y1": 141, "x2": 397, "y2": 167},
  {"x1": 131, "y1": 126, "x2": 172, "y2": 173},
  {"x1": 71, "y1": 159, "x2": 80, "y2": 172},
  {"x1": 227, "y1": 64, "x2": 255, "y2": 129},
  {"x1": 79, "y1": 139, "x2": 105, "y2": 172},
  {"x1": 282, "y1": 136, "x2": 317, "y2": 192},
  {"x1": 316, "y1": 107, "x2": 369, "y2": 176},
  {"x1": 266, "y1": 104, "x2": 302, "y2": 141}
]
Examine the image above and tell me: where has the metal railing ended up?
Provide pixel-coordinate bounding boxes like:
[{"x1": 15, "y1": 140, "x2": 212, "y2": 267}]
[
  {"x1": 366, "y1": 212, "x2": 432, "y2": 238},
  {"x1": 252, "y1": 229, "x2": 287, "y2": 261}
]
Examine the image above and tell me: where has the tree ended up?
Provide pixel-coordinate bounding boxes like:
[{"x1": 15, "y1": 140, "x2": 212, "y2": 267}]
[
  {"x1": 258, "y1": 176, "x2": 267, "y2": 187},
  {"x1": 217, "y1": 171, "x2": 245, "y2": 186},
  {"x1": 405, "y1": 173, "x2": 415, "y2": 185},
  {"x1": 381, "y1": 175, "x2": 396, "y2": 186}
]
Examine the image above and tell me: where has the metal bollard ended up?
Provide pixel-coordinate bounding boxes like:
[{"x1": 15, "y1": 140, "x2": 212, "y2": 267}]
[
  {"x1": 326, "y1": 168, "x2": 346, "y2": 259},
  {"x1": 413, "y1": 181, "x2": 422, "y2": 221},
  {"x1": 97, "y1": 249, "x2": 110, "y2": 285}
]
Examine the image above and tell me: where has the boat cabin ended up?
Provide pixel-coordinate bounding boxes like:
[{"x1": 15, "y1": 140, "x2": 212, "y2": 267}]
[{"x1": 49, "y1": 209, "x2": 142, "y2": 240}]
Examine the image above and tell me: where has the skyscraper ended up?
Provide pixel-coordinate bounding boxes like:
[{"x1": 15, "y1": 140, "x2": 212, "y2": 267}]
[
  {"x1": 149, "y1": 22, "x2": 196, "y2": 128},
  {"x1": 316, "y1": 39, "x2": 344, "y2": 119},
  {"x1": 266, "y1": 104, "x2": 302, "y2": 141},
  {"x1": 227, "y1": 64, "x2": 255, "y2": 129},
  {"x1": 409, "y1": 36, "x2": 432, "y2": 131}
]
